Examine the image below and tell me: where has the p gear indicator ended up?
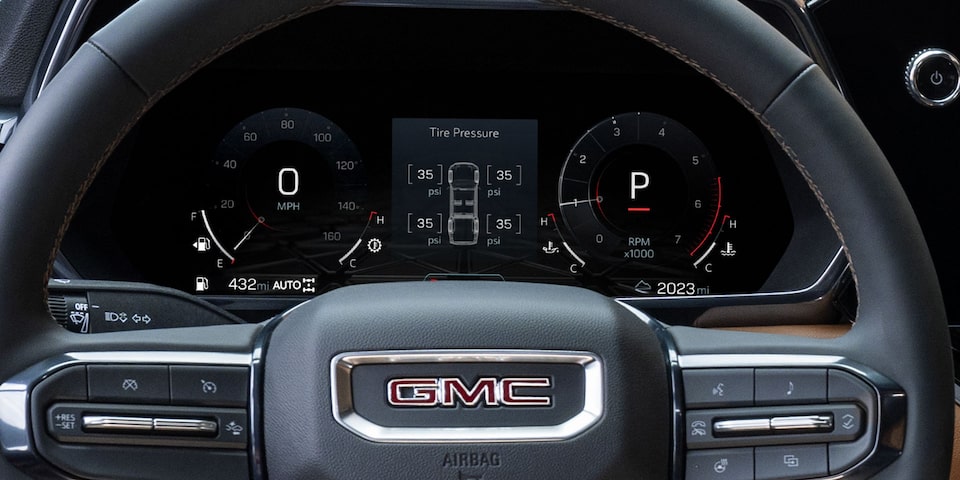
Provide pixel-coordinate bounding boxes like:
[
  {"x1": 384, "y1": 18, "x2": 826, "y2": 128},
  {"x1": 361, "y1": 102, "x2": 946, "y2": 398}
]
[{"x1": 556, "y1": 112, "x2": 737, "y2": 291}]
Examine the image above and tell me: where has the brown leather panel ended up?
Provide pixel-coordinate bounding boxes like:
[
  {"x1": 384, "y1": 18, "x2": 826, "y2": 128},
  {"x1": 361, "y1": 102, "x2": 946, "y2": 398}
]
[
  {"x1": 953, "y1": 404, "x2": 960, "y2": 480},
  {"x1": 716, "y1": 324, "x2": 850, "y2": 339},
  {"x1": 694, "y1": 299, "x2": 840, "y2": 329}
]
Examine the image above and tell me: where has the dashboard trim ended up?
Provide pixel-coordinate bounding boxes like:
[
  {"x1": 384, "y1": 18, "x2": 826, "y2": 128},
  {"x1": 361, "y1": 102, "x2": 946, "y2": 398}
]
[{"x1": 620, "y1": 245, "x2": 846, "y2": 308}]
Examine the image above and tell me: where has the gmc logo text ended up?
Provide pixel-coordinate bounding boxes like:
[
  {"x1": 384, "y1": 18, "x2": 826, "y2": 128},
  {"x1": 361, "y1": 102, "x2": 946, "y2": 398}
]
[{"x1": 387, "y1": 377, "x2": 552, "y2": 407}]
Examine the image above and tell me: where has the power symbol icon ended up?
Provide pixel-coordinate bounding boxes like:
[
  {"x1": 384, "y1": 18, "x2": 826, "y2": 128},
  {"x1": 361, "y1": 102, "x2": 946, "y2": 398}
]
[{"x1": 931, "y1": 70, "x2": 945, "y2": 86}]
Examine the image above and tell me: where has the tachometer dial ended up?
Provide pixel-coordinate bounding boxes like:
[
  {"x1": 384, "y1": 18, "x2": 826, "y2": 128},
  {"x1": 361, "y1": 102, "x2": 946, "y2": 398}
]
[{"x1": 558, "y1": 112, "x2": 722, "y2": 271}]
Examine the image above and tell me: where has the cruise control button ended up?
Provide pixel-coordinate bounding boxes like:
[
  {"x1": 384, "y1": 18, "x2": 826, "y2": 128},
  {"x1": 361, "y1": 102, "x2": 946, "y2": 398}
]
[
  {"x1": 171, "y1": 366, "x2": 248, "y2": 407},
  {"x1": 686, "y1": 448, "x2": 753, "y2": 480},
  {"x1": 755, "y1": 368, "x2": 826, "y2": 405},
  {"x1": 48, "y1": 405, "x2": 84, "y2": 442},
  {"x1": 87, "y1": 365, "x2": 169, "y2": 403},
  {"x1": 755, "y1": 444, "x2": 827, "y2": 480},
  {"x1": 683, "y1": 369, "x2": 753, "y2": 407}
]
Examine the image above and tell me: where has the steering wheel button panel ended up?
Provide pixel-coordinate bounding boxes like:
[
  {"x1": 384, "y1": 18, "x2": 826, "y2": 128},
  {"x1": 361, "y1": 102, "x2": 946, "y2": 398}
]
[
  {"x1": 87, "y1": 365, "x2": 170, "y2": 403},
  {"x1": 683, "y1": 369, "x2": 754, "y2": 408},
  {"x1": 712, "y1": 414, "x2": 834, "y2": 435},
  {"x1": 47, "y1": 402, "x2": 246, "y2": 448},
  {"x1": 686, "y1": 404, "x2": 863, "y2": 449}
]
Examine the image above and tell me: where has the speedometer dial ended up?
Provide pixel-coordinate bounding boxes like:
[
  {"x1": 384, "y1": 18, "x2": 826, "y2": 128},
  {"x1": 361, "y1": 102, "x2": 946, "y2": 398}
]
[{"x1": 189, "y1": 107, "x2": 375, "y2": 295}]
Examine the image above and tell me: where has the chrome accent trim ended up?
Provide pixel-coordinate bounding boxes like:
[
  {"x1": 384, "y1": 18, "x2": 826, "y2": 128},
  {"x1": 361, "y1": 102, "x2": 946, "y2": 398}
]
[
  {"x1": 0, "y1": 114, "x2": 17, "y2": 145},
  {"x1": 769, "y1": 414, "x2": 832, "y2": 431},
  {"x1": 34, "y1": 0, "x2": 98, "y2": 99},
  {"x1": 679, "y1": 354, "x2": 845, "y2": 368},
  {"x1": 0, "y1": 351, "x2": 250, "y2": 470},
  {"x1": 152, "y1": 418, "x2": 219, "y2": 434},
  {"x1": 905, "y1": 48, "x2": 960, "y2": 108},
  {"x1": 83, "y1": 415, "x2": 154, "y2": 431},
  {"x1": 330, "y1": 349, "x2": 603, "y2": 443},
  {"x1": 713, "y1": 418, "x2": 771, "y2": 434},
  {"x1": 677, "y1": 354, "x2": 906, "y2": 480},
  {"x1": 616, "y1": 301, "x2": 684, "y2": 480}
]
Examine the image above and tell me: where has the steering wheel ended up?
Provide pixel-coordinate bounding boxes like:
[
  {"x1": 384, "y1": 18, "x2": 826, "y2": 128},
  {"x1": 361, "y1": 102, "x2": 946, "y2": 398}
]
[{"x1": 0, "y1": 0, "x2": 952, "y2": 478}]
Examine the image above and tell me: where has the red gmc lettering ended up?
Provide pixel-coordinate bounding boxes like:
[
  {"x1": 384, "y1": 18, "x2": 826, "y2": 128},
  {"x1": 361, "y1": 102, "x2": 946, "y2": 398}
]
[
  {"x1": 387, "y1": 377, "x2": 552, "y2": 407},
  {"x1": 500, "y1": 378, "x2": 552, "y2": 406},
  {"x1": 387, "y1": 378, "x2": 438, "y2": 406},
  {"x1": 442, "y1": 377, "x2": 497, "y2": 406}
]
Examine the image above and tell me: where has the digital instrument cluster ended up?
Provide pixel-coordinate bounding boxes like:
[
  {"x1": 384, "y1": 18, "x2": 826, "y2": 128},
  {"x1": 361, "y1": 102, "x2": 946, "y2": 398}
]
[
  {"x1": 164, "y1": 107, "x2": 789, "y2": 297},
  {"x1": 62, "y1": 6, "x2": 795, "y2": 299}
]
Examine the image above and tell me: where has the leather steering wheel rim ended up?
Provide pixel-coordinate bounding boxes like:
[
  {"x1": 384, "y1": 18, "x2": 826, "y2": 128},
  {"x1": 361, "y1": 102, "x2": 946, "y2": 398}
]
[{"x1": 0, "y1": 0, "x2": 951, "y2": 478}]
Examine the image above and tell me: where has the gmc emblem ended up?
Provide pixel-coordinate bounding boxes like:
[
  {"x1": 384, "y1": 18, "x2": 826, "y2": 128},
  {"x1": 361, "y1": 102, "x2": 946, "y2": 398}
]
[{"x1": 387, "y1": 377, "x2": 552, "y2": 407}]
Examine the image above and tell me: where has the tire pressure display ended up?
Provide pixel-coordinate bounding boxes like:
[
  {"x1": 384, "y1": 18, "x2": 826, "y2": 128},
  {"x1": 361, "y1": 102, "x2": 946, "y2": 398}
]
[{"x1": 391, "y1": 119, "x2": 538, "y2": 271}]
